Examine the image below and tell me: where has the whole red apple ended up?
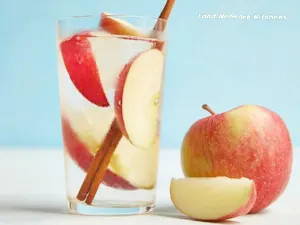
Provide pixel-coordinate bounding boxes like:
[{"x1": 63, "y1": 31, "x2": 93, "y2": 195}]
[{"x1": 181, "y1": 104, "x2": 292, "y2": 213}]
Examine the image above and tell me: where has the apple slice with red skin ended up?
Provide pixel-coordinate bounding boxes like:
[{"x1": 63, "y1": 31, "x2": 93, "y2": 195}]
[
  {"x1": 60, "y1": 33, "x2": 109, "y2": 107},
  {"x1": 61, "y1": 117, "x2": 136, "y2": 190},
  {"x1": 99, "y1": 13, "x2": 165, "y2": 51},
  {"x1": 115, "y1": 49, "x2": 164, "y2": 149},
  {"x1": 100, "y1": 13, "x2": 147, "y2": 37},
  {"x1": 170, "y1": 177, "x2": 257, "y2": 222}
]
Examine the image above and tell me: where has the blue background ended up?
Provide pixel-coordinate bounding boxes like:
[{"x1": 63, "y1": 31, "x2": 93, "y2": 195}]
[{"x1": 0, "y1": 0, "x2": 299, "y2": 148}]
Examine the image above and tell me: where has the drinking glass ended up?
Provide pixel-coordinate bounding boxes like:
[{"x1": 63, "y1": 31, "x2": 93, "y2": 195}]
[{"x1": 57, "y1": 14, "x2": 167, "y2": 215}]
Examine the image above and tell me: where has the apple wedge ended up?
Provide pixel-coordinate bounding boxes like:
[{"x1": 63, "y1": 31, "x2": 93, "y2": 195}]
[
  {"x1": 110, "y1": 138, "x2": 159, "y2": 189},
  {"x1": 87, "y1": 32, "x2": 153, "y2": 105},
  {"x1": 115, "y1": 49, "x2": 164, "y2": 149},
  {"x1": 170, "y1": 177, "x2": 256, "y2": 221},
  {"x1": 99, "y1": 13, "x2": 165, "y2": 51},
  {"x1": 100, "y1": 13, "x2": 146, "y2": 37},
  {"x1": 61, "y1": 117, "x2": 136, "y2": 190},
  {"x1": 60, "y1": 32, "x2": 109, "y2": 107}
]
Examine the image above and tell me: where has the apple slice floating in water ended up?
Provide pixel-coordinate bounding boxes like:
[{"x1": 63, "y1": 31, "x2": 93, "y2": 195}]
[
  {"x1": 115, "y1": 49, "x2": 164, "y2": 149},
  {"x1": 170, "y1": 177, "x2": 257, "y2": 222},
  {"x1": 87, "y1": 32, "x2": 154, "y2": 105},
  {"x1": 100, "y1": 13, "x2": 147, "y2": 37},
  {"x1": 60, "y1": 33, "x2": 109, "y2": 107},
  {"x1": 110, "y1": 138, "x2": 159, "y2": 189},
  {"x1": 61, "y1": 117, "x2": 136, "y2": 190}
]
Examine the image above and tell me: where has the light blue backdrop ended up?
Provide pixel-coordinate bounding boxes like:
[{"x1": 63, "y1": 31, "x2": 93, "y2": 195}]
[{"x1": 0, "y1": 0, "x2": 299, "y2": 148}]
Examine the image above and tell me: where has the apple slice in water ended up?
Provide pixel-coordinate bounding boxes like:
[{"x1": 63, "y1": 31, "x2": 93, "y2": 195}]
[
  {"x1": 99, "y1": 13, "x2": 165, "y2": 51},
  {"x1": 115, "y1": 49, "x2": 164, "y2": 149},
  {"x1": 61, "y1": 117, "x2": 136, "y2": 190},
  {"x1": 110, "y1": 138, "x2": 159, "y2": 189},
  {"x1": 170, "y1": 177, "x2": 257, "y2": 222},
  {"x1": 87, "y1": 32, "x2": 153, "y2": 105},
  {"x1": 60, "y1": 32, "x2": 109, "y2": 107},
  {"x1": 100, "y1": 13, "x2": 147, "y2": 37}
]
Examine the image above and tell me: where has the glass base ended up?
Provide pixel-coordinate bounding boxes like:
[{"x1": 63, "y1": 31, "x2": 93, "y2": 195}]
[{"x1": 68, "y1": 199, "x2": 155, "y2": 215}]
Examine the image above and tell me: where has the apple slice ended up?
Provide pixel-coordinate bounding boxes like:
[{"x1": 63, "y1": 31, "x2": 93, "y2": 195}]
[
  {"x1": 170, "y1": 177, "x2": 256, "y2": 221},
  {"x1": 110, "y1": 138, "x2": 159, "y2": 189},
  {"x1": 61, "y1": 117, "x2": 136, "y2": 190},
  {"x1": 115, "y1": 49, "x2": 164, "y2": 149},
  {"x1": 87, "y1": 33, "x2": 153, "y2": 105},
  {"x1": 100, "y1": 13, "x2": 147, "y2": 37},
  {"x1": 59, "y1": 49, "x2": 114, "y2": 154},
  {"x1": 60, "y1": 32, "x2": 109, "y2": 107},
  {"x1": 99, "y1": 13, "x2": 165, "y2": 51}
]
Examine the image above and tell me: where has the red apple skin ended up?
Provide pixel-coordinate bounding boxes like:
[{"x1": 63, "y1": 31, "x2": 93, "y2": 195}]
[
  {"x1": 100, "y1": 13, "x2": 145, "y2": 37},
  {"x1": 61, "y1": 117, "x2": 136, "y2": 190},
  {"x1": 60, "y1": 33, "x2": 109, "y2": 107},
  {"x1": 114, "y1": 49, "x2": 164, "y2": 141},
  {"x1": 216, "y1": 183, "x2": 256, "y2": 221},
  {"x1": 114, "y1": 62, "x2": 132, "y2": 140},
  {"x1": 181, "y1": 105, "x2": 292, "y2": 213},
  {"x1": 99, "y1": 13, "x2": 165, "y2": 51}
]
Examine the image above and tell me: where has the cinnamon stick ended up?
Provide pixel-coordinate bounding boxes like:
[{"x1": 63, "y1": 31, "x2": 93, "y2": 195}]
[
  {"x1": 85, "y1": 121, "x2": 122, "y2": 204},
  {"x1": 154, "y1": 0, "x2": 176, "y2": 31},
  {"x1": 158, "y1": 0, "x2": 176, "y2": 20},
  {"x1": 76, "y1": 119, "x2": 122, "y2": 202}
]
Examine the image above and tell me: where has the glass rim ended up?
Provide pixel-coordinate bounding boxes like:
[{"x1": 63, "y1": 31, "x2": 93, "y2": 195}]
[{"x1": 57, "y1": 13, "x2": 167, "y2": 24}]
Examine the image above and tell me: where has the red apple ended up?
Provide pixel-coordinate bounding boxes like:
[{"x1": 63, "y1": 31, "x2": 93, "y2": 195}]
[
  {"x1": 114, "y1": 49, "x2": 165, "y2": 149},
  {"x1": 170, "y1": 177, "x2": 257, "y2": 221},
  {"x1": 181, "y1": 105, "x2": 292, "y2": 213}
]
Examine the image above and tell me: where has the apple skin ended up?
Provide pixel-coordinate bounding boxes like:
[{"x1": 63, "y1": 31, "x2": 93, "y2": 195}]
[
  {"x1": 170, "y1": 177, "x2": 256, "y2": 222},
  {"x1": 61, "y1": 117, "x2": 136, "y2": 190},
  {"x1": 60, "y1": 33, "x2": 109, "y2": 107},
  {"x1": 99, "y1": 13, "x2": 165, "y2": 51},
  {"x1": 181, "y1": 105, "x2": 292, "y2": 213},
  {"x1": 100, "y1": 13, "x2": 146, "y2": 37},
  {"x1": 114, "y1": 62, "x2": 131, "y2": 140},
  {"x1": 216, "y1": 183, "x2": 256, "y2": 221}
]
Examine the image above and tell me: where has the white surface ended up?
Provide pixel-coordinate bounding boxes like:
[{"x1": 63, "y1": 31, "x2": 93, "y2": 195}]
[{"x1": 0, "y1": 148, "x2": 299, "y2": 225}]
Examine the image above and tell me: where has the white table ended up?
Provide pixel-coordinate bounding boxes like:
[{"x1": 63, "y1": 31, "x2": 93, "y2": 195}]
[{"x1": 0, "y1": 148, "x2": 299, "y2": 225}]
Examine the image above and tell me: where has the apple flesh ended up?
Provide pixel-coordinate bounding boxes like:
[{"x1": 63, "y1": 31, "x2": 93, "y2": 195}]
[
  {"x1": 109, "y1": 138, "x2": 159, "y2": 189},
  {"x1": 62, "y1": 118, "x2": 158, "y2": 190},
  {"x1": 100, "y1": 13, "x2": 146, "y2": 37},
  {"x1": 115, "y1": 49, "x2": 164, "y2": 149},
  {"x1": 170, "y1": 177, "x2": 256, "y2": 221},
  {"x1": 61, "y1": 117, "x2": 136, "y2": 190},
  {"x1": 87, "y1": 32, "x2": 154, "y2": 105},
  {"x1": 181, "y1": 105, "x2": 292, "y2": 213},
  {"x1": 99, "y1": 13, "x2": 165, "y2": 51}
]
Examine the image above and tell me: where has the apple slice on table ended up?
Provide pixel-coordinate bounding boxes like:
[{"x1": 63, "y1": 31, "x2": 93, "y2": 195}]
[
  {"x1": 60, "y1": 32, "x2": 109, "y2": 107},
  {"x1": 170, "y1": 177, "x2": 257, "y2": 222},
  {"x1": 115, "y1": 49, "x2": 164, "y2": 149}
]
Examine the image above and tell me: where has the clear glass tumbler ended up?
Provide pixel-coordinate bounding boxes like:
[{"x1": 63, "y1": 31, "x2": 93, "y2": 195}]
[{"x1": 57, "y1": 14, "x2": 167, "y2": 215}]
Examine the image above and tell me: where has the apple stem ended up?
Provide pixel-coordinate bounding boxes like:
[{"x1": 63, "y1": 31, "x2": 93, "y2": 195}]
[{"x1": 202, "y1": 104, "x2": 216, "y2": 115}]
